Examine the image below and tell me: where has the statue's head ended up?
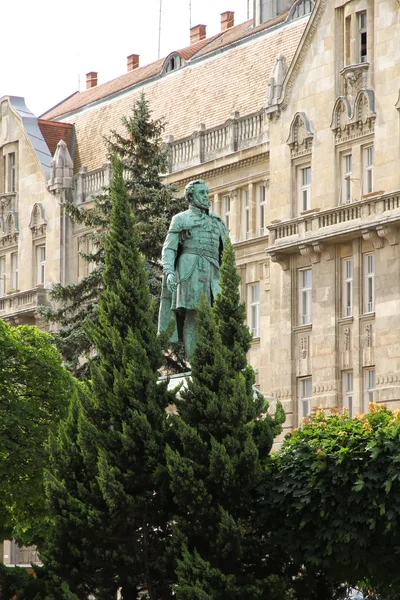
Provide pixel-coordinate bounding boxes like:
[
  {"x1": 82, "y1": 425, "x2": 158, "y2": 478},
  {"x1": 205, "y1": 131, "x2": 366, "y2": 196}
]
[{"x1": 185, "y1": 179, "x2": 210, "y2": 210}]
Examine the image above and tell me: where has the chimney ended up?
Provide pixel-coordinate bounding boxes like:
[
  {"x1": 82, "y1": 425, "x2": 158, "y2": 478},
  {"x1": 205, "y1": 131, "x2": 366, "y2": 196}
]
[
  {"x1": 127, "y1": 54, "x2": 140, "y2": 72},
  {"x1": 86, "y1": 72, "x2": 98, "y2": 89},
  {"x1": 190, "y1": 24, "x2": 207, "y2": 45},
  {"x1": 221, "y1": 11, "x2": 235, "y2": 31}
]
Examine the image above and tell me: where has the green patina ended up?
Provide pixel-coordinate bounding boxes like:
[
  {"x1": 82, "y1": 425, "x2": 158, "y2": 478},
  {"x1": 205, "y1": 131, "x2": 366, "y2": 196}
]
[{"x1": 158, "y1": 179, "x2": 228, "y2": 359}]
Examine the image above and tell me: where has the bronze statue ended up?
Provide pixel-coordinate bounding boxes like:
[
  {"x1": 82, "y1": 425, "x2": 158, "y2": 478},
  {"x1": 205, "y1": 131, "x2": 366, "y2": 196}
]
[{"x1": 158, "y1": 179, "x2": 228, "y2": 359}]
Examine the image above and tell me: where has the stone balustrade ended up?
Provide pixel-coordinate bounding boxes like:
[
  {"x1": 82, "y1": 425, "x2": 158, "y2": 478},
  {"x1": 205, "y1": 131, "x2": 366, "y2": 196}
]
[
  {"x1": 71, "y1": 110, "x2": 269, "y2": 203},
  {"x1": 167, "y1": 109, "x2": 268, "y2": 173},
  {"x1": 267, "y1": 190, "x2": 400, "y2": 265},
  {"x1": 0, "y1": 287, "x2": 48, "y2": 323}
]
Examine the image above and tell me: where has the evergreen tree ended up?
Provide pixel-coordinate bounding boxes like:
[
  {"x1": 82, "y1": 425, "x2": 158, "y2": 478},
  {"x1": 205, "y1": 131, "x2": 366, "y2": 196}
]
[
  {"x1": 40, "y1": 92, "x2": 186, "y2": 377},
  {"x1": 44, "y1": 156, "x2": 175, "y2": 599},
  {"x1": 166, "y1": 242, "x2": 286, "y2": 599}
]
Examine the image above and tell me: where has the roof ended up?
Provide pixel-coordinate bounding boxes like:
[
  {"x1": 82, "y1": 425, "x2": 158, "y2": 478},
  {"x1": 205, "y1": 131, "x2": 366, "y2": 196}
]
[
  {"x1": 41, "y1": 13, "x2": 292, "y2": 122},
  {"x1": 38, "y1": 119, "x2": 74, "y2": 156},
  {"x1": 41, "y1": 15, "x2": 309, "y2": 172},
  {"x1": 5, "y1": 97, "x2": 53, "y2": 179}
]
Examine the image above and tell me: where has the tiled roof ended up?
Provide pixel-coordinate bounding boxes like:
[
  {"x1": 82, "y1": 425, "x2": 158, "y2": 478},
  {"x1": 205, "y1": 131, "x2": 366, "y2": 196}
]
[
  {"x1": 41, "y1": 13, "x2": 291, "y2": 122},
  {"x1": 42, "y1": 16, "x2": 308, "y2": 172},
  {"x1": 38, "y1": 119, "x2": 74, "y2": 156}
]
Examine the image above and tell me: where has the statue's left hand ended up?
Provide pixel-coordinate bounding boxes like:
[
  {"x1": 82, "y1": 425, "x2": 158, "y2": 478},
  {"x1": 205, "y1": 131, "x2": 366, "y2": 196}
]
[{"x1": 167, "y1": 273, "x2": 177, "y2": 293}]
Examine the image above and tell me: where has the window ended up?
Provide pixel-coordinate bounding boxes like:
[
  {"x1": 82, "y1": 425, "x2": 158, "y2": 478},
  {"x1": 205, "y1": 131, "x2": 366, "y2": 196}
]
[
  {"x1": 363, "y1": 146, "x2": 374, "y2": 194},
  {"x1": 364, "y1": 368, "x2": 375, "y2": 409},
  {"x1": 343, "y1": 371, "x2": 354, "y2": 417},
  {"x1": 299, "y1": 377, "x2": 312, "y2": 419},
  {"x1": 358, "y1": 11, "x2": 367, "y2": 63},
  {"x1": 298, "y1": 165, "x2": 311, "y2": 212},
  {"x1": 258, "y1": 185, "x2": 266, "y2": 236},
  {"x1": 223, "y1": 195, "x2": 231, "y2": 230},
  {"x1": 363, "y1": 254, "x2": 375, "y2": 313},
  {"x1": 9, "y1": 153, "x2": 16, "y2": 192},
  {"x1": 342, "y1": 153, "x2": 352, "y2": 204},
  {"x1": 345, "y1": 15, "x2": 351, "y2": 65},
  {"x1": 249, "y1": 283, "x2": 260, "y2": 338},
  {"x1": 299, "y1": 268, "x2": 312, "y2": 325},
  {"x1": 0, "y1": 256, "x2": 5, "y2": 297},
  {"x1": 3, "y1": 152, "x2": 17, "y2": 193},
  {"x1": 343, "y1": 258, "x2": 353, "y2": 317},
  {"x1": 241, "y1": 189, "x2": 250, "y2": 240},
  {"x1": 36, "y1": 245, "x2": 46, "y2": 285},
  {"x1": 11, "y1": 252, "x2": 18, "y2": 290}
]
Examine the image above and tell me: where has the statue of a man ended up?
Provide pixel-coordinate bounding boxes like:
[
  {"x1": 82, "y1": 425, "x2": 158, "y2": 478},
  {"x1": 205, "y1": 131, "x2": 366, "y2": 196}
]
[{"x1": 158, "y1": 179, "x2": 228, "y2": 359}]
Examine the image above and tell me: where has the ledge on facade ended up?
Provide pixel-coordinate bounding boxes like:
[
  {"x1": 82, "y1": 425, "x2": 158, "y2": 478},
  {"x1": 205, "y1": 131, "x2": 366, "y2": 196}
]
[
  {"x1": 266, "y1": 189, "x2": 400, "y2": 264},
  {"x1": 0, "y1": 287, "x2": 49, "y2": 323}
]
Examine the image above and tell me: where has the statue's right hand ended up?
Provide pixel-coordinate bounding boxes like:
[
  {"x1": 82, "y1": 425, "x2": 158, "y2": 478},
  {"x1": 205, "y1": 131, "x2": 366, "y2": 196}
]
[{"x1": 167, "y1": 273, "x2": 177, "y2": 293}]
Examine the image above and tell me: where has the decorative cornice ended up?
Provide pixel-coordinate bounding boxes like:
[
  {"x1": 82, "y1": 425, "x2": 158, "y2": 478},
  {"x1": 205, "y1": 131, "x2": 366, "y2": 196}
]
[{"x1": 172, "y1": 152, "x2": 268, "y2": 187}]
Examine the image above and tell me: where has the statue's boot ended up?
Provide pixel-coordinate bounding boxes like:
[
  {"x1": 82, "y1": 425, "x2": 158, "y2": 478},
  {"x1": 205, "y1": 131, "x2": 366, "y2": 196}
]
[{"x1": 183, "y1": 310, "x2": 197, "y2": 361}]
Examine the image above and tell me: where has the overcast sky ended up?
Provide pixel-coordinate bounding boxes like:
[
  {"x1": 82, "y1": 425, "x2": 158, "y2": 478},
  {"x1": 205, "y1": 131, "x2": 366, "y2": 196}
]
[{"x1": 1, "y1": 0, "x2": 252, "y2": 118}]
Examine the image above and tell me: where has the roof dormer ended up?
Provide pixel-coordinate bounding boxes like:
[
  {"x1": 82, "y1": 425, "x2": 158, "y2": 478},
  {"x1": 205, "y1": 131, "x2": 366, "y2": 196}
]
[{"x1": 163, "y1": 53, "x2": 186, "y2": 75}]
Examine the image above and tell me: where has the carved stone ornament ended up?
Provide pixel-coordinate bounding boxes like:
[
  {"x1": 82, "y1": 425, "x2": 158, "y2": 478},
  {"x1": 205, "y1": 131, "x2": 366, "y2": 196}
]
[
  {"x1": 365, "y1": 323, "x2": 372, "y2": 348},
  {"x1": 266, "y1": 53, "x2": 288, "y2": 108},
  {"x1": 287, "y1": 112, "x2": 314, "y2": 159},
  {"x1": 29, "y1": 203, "x2": 47, "y2": 237},
  {"x1": 300, "y1": 335, "x2": 308, "y2": 359},
  {"x1": 344, "y1": 327, "x2": 350, "y2": 351},
  {"x1": 269, "y1": 251, "x2": 290, "y2": 271},
  {"x1": 331, "y1": 89, "x2": 376, "y2": 145}
]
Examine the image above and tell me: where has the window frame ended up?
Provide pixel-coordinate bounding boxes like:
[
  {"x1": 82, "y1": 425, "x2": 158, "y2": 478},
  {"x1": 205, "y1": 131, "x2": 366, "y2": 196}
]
[
  {"x1": 363, "y1": 253, "x2": 375, "y2": 314},
  {"x1": 223, "y1": 195, "x2": 231, "y2": 231},
  {"x1": 363, "y1": 145, "x2": 374, "y2": 195},
  {"x1": 249, "y1": 282, "x2": 260, "y2": 338},
  {"x1": 0, "y1": 255, "x2": 6, "y2": 297},
  {"x1": 342, "y1": 371, "x2": 354, "y2": 417},
  {"x1": 258, "y1": 184, "x2": 266, "y2": 236},
  {"x1": 11, "y1": 252, "x2": 18, "y2": 290},
  {"x1": 342, "y1": 152, "x2": 353, "y2": 204},
  {"x1": 297, "y1": 165, "x2": 312, "y2": 213},
  {"x1": 36, "y1": 245, "x2": 46, "y2": 286},
  {"x1": 299, "y1": 267, "x2": 312, "y2": 325},
  {"x1": 241, "y1": 188, "x2": 250, "y2": 240},
  {"x1": 298, "y1": 377, "x2": 312, "y2": 420},
  {"x1": 342, "y1": 257, "x2": 353, "y2": 317},
  {"x1": 364, "y1": 368, "x2": 375, "y2": 410},
  {"x1": 358, "y1": 11, "x2": 367, "y2": 64}
]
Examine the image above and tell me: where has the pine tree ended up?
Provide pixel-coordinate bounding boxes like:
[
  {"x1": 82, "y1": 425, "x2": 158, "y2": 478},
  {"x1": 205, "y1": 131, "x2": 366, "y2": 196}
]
[
  {"x1": 44, "y1": 156, "x2": 175, "y2": 600},
  {"x1": 166, "y1": 242, "x2": 287, "y2": 600},
  {"x1": 40, "y1": 92, "x2": 186, "y2": 377}
]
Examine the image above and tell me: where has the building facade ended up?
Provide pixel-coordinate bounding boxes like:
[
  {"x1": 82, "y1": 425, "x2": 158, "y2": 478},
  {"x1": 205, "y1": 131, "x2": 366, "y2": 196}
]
[{"x1": 3, "y1": 0, "x2": 400, "y2": 448}]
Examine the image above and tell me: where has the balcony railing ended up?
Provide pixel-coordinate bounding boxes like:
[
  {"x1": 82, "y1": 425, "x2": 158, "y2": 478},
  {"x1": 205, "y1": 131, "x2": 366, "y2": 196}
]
[
  {"x1": 167, "y1": 109, "x2": 268, "y2": 173},
  {"x1": 0, "y1": 287, "x2": 48, "y2": 322},
  {"x1": 267, "y1": 190, "x2": 400, "y2": 259}
]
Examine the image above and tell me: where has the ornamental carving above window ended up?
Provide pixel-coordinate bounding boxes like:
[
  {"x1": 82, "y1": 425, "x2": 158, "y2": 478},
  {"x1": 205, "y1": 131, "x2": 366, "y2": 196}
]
[
  {"x1": 331, "y1": 89, "x2": 375, "y2": 144},
  {"x1": 29, "y1": 203, "x2": 47, "y2": 237},
  {"x1": 286, "y1": 112, "x2": 314, "y2": 159}
]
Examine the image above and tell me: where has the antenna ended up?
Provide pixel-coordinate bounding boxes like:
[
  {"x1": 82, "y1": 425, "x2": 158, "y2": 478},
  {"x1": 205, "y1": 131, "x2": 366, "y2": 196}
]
[
  {"x1": 189, "y1": 0, "x2": 192, "y2": 28},
  {"x1": 247, "y1": 0, "x2": 250, "y2": 19},
  {"x1": 158, "y1": 0, "x2": 163, "y2": 59}
]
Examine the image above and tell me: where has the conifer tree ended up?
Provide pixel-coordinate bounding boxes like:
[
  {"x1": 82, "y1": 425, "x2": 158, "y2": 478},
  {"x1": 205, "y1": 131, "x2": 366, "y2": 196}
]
[
  {"x1": 40, "y1": 93, "x2": 186, "y2": 377},
  {"x1": 44, "y1": 156, "x2": 175, "y2": 600},
  {"x1": 166, "y1": 242, "x2": 286, "y2": 600}
]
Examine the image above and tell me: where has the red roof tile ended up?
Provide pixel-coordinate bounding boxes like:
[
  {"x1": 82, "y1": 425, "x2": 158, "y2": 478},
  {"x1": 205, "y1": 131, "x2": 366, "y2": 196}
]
[{"x1": 38, "y1": 119, "x2": 74, "y2": 156}]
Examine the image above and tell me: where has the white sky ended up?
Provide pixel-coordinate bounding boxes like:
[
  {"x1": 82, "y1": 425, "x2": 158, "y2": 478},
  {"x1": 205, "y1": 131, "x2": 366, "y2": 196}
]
[{"x1": 1, "y1": 0, "x2": 252, "y2": 118}]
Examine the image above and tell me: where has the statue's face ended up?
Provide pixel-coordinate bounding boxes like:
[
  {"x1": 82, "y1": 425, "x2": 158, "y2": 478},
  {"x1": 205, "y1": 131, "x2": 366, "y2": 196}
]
[{"x1": 190, "y1": 183, "x2": 210, "y2": 209}]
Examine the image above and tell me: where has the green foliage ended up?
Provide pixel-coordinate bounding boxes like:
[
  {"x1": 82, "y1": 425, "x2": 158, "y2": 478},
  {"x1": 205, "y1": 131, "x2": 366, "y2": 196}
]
[
  {"x1": 262, "y1": 404, "x2": 400, "y2": 597},
  {"x1": 44, "y1": 156, "x2": 175, "y2": 599},
  {"x1": 0, "y1": 320, "x2": 73, "y2": 545},
  {"x1": 39, "y1": 92, "x2": 186, "y2": 377},
  {"x1": 166, "y1": 242, "x2": 286, "y2": 600}
]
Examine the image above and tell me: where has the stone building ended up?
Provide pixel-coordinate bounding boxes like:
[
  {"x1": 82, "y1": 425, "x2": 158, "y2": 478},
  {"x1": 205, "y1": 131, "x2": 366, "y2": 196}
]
[{"x1": 4, "y1": 0, "x2": 400, "y2": 445}]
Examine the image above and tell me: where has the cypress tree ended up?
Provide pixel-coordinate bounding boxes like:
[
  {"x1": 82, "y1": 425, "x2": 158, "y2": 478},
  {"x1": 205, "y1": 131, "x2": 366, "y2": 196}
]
[
  {"x1": 45, "y1": 156, "x2": 175, "y2": 600},
  {"x1": 166, "y1": 241, "x2": 286, "y2": 599},
  {"x1": 40, "y1": 92, "x2": 186, "y2": 377}
]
